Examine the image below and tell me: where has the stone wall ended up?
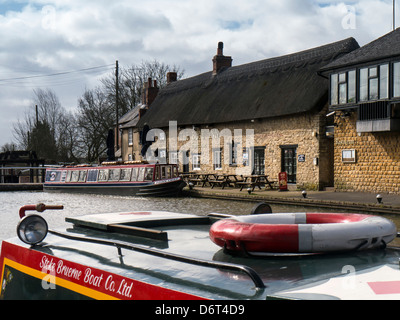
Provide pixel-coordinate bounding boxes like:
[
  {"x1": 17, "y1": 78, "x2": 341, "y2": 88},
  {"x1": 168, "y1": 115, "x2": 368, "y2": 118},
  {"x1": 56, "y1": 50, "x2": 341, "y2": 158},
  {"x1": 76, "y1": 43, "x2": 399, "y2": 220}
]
[
  {"x1": 334, "y1": 111, "x2": 400, "y2": 193},
  {"x1": 126, "y1": 105, "x2": 333, "y2": 191}
]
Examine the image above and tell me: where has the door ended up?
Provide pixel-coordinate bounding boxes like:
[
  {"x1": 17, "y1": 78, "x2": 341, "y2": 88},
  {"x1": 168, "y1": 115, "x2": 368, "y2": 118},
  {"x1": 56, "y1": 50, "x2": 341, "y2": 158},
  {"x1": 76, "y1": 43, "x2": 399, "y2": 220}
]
[
  {"x1": 253, "y1": 147, "x2": 265, "y2": 175},
  {"x1": 281, "y1": 146, "x2": 297, "y2": 183}
]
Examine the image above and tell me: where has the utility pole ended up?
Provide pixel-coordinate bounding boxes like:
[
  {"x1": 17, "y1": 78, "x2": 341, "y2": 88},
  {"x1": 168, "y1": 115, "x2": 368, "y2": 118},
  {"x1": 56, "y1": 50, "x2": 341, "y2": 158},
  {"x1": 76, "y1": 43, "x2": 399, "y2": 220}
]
[
  {"x1": 35, "y1": 105, "x2": 39, "y2": 126},
  {"x1": 115, "y1": 60, "x2": 120, "y2": 151},
  {"x1": 394, "y1": 0, "x2": 396, "y2": 30}
]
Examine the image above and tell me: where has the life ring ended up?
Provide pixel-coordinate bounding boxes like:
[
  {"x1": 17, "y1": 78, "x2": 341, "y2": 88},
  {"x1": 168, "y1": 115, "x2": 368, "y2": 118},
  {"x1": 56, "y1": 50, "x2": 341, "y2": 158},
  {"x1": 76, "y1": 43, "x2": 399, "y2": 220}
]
[{"x1": 209, "y1": 213, "x2": 397, "y2": 255}]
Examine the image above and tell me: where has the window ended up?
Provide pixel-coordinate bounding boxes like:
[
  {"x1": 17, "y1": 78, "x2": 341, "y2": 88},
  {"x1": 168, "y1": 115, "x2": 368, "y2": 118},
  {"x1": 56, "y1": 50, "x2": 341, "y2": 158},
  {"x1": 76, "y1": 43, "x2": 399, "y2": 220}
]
[
  {"x1": 394, "y1": 62, "x2": 400, "y2": 97},
  {"x1": 230, "y1": 141, "x2": 239, "y2": 166},
  {"x1": 70, "y1": 171, "x2": 80, "y2": 182},
  {"x1": 87, "y1": 170, "x2": 98, "y2": 182},
  {"x1": 108, "y1": 169, "x2": 121, "y2": 181},
  {"x1": 213, "y1": 149, "x2": 222, "y2": 170},
  {"x1": 331, "y1": 74, "x2": 338, "y2": 105},
  {"x1": 98, "y1": 169, "x2": 109, "y2": 182},
  {"x1": 170, "y1": 152, "x2": 178, "y2": 165},
  {"x1": 144, "y1": 168, "x2": 154, "y2": 181},
  {"x1": 137, "y1": 168, "x2": 145, "y2": 181},
  {"x1": 192, "y1": 154, "x2": 201, "y2": 171},
  {"x1": 338, "y1": 73, "x2": 347, "y2": 104},
  {"x1": 120, "y1": 168, "x2": 132, "y2": 181},
  {"x1": 342, "y1": 149, "x2": 356, "y2": 163},
  {"x1": 380, "y1": 64, "x2": 389, "y2": 99},
  {"x1": 128, "y1": 128, "x2": 133, "y2": 146},
  {"x1": 359, "y1": 68, "x2": 368, "y2": 102},
  {"x1": 242, "y1": 148, "x2": 250, "y2": 167},
  {"x1": 359, "y1": 65, "x2": 389, "y2": 102},
  {"x1": 369, "y1": 67, "x2": 379, "y2": 100},
  {"x1": 348, "y1": 70, "x2": 356, "y2": 103},
  {"x1": 78, "y1": 170, "x2": 87, "y2": 183},
  {"x1": 330, "y1": 70, "x2": 356, "y2": 105},
  {"x1": 131, "y1": 168, "x2": 139, "y2": 181}
]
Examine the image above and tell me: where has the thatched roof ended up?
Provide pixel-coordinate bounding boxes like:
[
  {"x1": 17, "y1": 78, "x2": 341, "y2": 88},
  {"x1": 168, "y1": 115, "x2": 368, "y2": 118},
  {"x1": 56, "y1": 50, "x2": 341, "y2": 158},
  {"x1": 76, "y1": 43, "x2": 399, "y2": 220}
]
[{"x1": 137, "y1": 38, "x2": 359, "y2": 129}]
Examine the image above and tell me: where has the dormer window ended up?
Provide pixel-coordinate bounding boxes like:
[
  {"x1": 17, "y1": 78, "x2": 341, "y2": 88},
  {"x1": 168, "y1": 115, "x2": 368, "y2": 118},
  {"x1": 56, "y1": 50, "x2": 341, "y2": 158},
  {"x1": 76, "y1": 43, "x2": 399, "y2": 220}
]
[
  {"x1": 330, "y1": 70, "x2": 356, "y2": 105},
  {"x1": 330, "y1": 63, "x2": 392, "y2": 106},
  {"x1": 394, "y1": 62, "x2": 400, "y2": 97},
  {"x1": 359, "y1": 64, "x2": 388, "y2": 102}
]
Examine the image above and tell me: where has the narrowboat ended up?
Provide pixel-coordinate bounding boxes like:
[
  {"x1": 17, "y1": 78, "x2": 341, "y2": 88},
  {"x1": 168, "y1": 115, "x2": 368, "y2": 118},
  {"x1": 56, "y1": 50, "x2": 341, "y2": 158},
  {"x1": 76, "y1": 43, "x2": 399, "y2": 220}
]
[
  {"x1": 44, "y1": 162, "x2": 186, "y2": 197},
  {"x1": 2, "y1": 203, "x2": 400, "y2": 301}
]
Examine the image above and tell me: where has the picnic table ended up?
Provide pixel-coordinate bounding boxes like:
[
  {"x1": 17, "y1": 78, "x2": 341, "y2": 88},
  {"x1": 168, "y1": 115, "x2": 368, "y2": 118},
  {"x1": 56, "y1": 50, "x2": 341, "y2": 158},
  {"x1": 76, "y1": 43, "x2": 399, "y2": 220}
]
[
  {"x1": 209, "y1": 174, "x2": 242, "y2": 189},
  {"x1": 237, "y1": 175, "x2": 274, "y2": 191},
  {"x1": 187, "y1": 173, "x2": 217, "y2": 187}
]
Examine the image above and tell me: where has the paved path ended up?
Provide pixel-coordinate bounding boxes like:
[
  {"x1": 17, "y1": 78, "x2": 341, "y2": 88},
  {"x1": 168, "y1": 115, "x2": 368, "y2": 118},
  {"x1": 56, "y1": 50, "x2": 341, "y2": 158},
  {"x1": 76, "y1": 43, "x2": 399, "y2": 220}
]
[{"x1": 184, "y1": 187, "x2": 400, "y2": 215}]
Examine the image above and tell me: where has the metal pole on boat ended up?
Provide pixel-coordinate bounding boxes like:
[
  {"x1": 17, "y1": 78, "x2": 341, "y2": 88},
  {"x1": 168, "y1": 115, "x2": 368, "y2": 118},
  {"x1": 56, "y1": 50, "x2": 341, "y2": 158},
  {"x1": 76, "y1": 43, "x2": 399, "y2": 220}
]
[{"x1": 115, "y1": 60, "x2": 120, "y2": 151}]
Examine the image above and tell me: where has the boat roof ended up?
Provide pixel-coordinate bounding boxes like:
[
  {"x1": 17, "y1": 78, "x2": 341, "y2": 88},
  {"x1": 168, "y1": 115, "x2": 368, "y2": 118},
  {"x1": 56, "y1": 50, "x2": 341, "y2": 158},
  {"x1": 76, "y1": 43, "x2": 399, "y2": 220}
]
[{"x1": 4, "y1": 210, "x2": 400, "y2": 300}]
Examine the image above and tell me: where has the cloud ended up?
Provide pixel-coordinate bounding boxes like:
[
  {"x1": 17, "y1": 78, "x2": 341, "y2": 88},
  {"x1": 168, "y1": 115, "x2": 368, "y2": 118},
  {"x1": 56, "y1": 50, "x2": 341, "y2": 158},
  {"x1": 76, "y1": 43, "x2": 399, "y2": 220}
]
[{"x1": 0, "y1": 0, "x2": 397, "y2": 148}]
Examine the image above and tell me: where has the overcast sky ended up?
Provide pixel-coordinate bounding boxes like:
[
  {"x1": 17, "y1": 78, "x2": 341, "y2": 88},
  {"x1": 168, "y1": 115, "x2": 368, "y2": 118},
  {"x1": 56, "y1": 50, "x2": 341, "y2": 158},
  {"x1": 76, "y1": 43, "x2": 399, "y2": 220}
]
[{"x1": 0, "y1": 0, "x2": 397, "y2": 148}]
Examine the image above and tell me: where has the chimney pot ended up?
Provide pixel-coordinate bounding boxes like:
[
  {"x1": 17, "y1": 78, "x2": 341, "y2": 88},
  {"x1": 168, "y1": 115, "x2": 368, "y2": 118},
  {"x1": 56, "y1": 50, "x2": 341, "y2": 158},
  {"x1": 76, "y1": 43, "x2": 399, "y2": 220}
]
[
  {"x1": 212, "y1": 42, "x2": 232, "y2": 75},
  {"x1": 167, "y1": 72, "x2": 178, "y2": 84},
  {"x1": 217, "y1": 42, "x2": 224, "y2": 55}
]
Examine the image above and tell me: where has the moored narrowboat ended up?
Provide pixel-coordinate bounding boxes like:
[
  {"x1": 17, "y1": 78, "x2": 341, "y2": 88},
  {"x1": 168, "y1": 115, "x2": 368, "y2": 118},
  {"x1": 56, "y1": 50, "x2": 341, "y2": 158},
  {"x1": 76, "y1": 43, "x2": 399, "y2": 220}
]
[{"x1": 44, "y1": 162, "x2": 186, "y2": 197}]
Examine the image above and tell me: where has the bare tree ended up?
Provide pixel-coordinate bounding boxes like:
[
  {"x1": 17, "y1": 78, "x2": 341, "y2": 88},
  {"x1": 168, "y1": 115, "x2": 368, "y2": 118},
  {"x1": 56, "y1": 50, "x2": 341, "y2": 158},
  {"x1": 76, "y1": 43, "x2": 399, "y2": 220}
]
[
  {"x1": 101, "y1": 60, "x2": 185, "y2": 115},
  {"x1": 76, "y1": 87, "x2": 115, "y2": 162},
  {"x1": 12, "y1": 88, "x2": 77, "y2": 162}
]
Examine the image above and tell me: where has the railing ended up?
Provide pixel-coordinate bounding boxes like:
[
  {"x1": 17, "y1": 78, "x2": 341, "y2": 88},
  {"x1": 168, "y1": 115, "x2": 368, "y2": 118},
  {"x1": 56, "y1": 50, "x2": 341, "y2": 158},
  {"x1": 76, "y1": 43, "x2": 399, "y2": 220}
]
[{"x1": 358, "y1": 101, "x2": 391, "y2": 121}]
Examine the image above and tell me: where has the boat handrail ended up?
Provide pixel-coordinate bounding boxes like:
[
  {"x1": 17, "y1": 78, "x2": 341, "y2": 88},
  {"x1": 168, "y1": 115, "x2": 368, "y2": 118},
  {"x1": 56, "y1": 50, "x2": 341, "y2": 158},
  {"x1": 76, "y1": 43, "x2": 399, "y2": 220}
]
[{"x1": 48, "y1": 229, "x2": 266, "y2": 290}]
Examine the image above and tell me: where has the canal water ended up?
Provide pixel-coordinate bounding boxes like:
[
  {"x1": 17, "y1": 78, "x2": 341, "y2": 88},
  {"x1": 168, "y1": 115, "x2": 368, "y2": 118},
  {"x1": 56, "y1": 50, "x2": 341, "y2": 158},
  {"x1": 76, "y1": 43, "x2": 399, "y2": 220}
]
[{"x1": 1, "y1": 191, "x2": 400, "y2": 246}]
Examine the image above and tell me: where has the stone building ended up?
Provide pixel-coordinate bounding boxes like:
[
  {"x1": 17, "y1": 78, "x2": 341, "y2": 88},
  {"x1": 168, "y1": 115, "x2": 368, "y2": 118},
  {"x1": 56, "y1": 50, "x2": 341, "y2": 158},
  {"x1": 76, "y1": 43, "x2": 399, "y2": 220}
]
[
  {"x1": 321, "y1": 28, "x2": 400, "y2": 193},
  {"x1": 121, "y1": 38, "x2": 359, "y2": 190}
]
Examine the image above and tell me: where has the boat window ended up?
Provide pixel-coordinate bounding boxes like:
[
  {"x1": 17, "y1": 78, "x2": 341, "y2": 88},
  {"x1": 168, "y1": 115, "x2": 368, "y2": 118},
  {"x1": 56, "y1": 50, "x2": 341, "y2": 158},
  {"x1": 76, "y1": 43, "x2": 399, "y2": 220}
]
[
  {"x1": 137, "y1": 168, "x2": 145, "y2": 181},
  {"x1": 144, "y1": 168, "x2": 154, "y2": 181},
  {"x1": 70, "y1": 171, "x2": 80, "y2": 182},
  {"x1": 78, "y1": 170, "x2": 87, "y2": 182},
  {"x1": 155, "y1": 166, "x2": 160, "y2": 181},
  {"x1": 66, "y1": 170, "x2": 72, "y2": 182},
  {"x1": 60, "y1": 171, "x2": 67, "y2": 182},
  {"x1": 161, "y1": 166, "x2": 167, "y2": 179},
  {"x1": 166, "y1": 166, "x2": 172, "y2": 179},
  {"x1": 131, "y1": 167, "x2": 139, "y2": 181},
  {"x1": 173, "y1": 166, "x2": 179, "y2": 178},
  {"x1": 109, "y1": 169, "x2": 121, "y2": 181},
  {"x1": 46, "y1": 171, "x2": 61, "y2": 182},
  {"x1": 120, "y1": 168, "x2": 132, "y2": 181},
  {"x1": 98, "y1": 169, "x2": 109, "y2": 182},
  {"x1": 87, "y1": 170, "x2": 98, "y2": 182}
]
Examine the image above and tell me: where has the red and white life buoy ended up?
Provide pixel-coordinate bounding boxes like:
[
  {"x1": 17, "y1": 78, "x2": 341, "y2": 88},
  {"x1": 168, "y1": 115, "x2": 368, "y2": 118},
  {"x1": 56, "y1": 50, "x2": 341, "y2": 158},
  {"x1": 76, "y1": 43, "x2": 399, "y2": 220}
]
[{"x1": 209, "y1": 213, "x2": 397, "y2": 255}]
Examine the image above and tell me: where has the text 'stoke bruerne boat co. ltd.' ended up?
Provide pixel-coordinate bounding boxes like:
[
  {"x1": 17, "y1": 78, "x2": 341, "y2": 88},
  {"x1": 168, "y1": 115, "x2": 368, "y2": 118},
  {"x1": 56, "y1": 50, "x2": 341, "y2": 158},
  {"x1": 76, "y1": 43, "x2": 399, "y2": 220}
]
[
  {"x1": 44, "y1": 162, "x2": 186, "y2": 197},
  {"x1": 2, "y1": 202, "x2": 400, "y2": 301}
]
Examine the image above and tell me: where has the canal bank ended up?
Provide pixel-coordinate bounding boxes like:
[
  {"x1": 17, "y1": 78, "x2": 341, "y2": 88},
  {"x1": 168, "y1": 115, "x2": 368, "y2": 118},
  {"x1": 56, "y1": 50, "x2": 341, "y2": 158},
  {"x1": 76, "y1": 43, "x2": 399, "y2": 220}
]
[
  {"x1": 0, "y1": 183, "x2": 43, "y2": 192},
  {"x1": 183, "y1": 187, "x2": 400, "y2": 215}
]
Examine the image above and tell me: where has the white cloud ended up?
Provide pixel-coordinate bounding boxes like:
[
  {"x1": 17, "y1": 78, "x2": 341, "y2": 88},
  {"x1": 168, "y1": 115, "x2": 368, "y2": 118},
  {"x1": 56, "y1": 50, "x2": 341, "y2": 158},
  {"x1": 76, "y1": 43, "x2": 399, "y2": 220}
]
[{"x1": 0, "y1": 0, "x2": 397, "y2": 147}]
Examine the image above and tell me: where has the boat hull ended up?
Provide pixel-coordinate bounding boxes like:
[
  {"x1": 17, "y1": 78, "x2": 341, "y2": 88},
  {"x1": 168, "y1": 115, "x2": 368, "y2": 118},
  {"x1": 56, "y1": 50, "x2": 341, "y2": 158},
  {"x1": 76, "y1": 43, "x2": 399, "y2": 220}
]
[
  {"x1": 0, "y1": 241, "x2": 204, "y2": 300},
  {"x1": 44, "y1": 179, "x2": 186, "y2": 197}
]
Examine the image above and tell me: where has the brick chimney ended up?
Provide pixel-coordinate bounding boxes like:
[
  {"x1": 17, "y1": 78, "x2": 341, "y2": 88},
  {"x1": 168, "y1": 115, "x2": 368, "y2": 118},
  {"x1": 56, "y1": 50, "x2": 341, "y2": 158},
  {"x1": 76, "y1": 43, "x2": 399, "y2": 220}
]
[
  {"x1": 139, "y1": 78, "x2": 159, "y2": 119},
  {"x1": 167, "y1": 72, "x2": 177, "y2": 84},
  {"x1": 142, "y1": 78, "x2": 159, "y2": 106},
  {"x1": 212, "y1": 42, "x2": 232, "y2": 75}
]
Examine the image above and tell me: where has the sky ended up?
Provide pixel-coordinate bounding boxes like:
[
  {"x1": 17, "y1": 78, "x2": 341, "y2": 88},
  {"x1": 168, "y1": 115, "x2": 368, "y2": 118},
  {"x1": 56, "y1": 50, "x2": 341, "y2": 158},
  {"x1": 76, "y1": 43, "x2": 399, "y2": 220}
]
[{"x1": 0, "y1": 0, "x2": 397, "y2": 148}]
